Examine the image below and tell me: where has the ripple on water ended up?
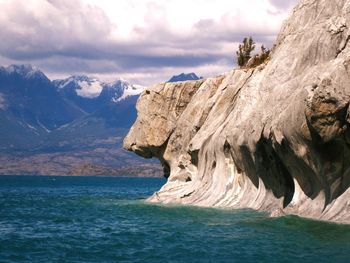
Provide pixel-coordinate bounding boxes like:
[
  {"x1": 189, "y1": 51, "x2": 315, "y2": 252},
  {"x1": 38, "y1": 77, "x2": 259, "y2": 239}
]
[{"x1": 0, "y1": 176, "x2": 349, "y2": 263}]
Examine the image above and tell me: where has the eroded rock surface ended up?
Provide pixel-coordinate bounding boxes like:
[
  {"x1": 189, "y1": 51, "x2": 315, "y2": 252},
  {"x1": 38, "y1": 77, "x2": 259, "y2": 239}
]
[{"x1": 124, "y1": 0, "x2": 350, "y2": 223}]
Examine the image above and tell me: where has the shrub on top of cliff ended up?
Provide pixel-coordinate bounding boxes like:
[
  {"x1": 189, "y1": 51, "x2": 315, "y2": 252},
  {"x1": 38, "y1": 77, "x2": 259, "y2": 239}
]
[
  {"x1": 246, "y1": 45, "x2": 271, "y2": 68},
  {"x1": 236, "y1": 37, "x2": 256, "y2": 67},
  {"x1": 236, "y1": 37, "x2": 271, "y2": 69}
]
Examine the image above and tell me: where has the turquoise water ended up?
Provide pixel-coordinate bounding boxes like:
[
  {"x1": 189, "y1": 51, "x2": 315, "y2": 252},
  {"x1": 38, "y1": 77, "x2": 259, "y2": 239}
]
[{"x1": 0, "y1": 176, "x2": 349, "y2": 263}]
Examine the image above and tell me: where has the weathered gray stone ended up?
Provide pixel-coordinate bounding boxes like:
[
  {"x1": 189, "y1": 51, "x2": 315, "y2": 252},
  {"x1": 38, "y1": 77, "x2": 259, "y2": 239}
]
[{"x1": 124, "y1": 0, "x2": 350, "y2": 223}]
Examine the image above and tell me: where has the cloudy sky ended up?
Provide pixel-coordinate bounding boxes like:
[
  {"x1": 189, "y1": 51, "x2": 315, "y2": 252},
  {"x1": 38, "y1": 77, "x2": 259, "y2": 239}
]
[{"x1": 0, "y1": 0, "x2": 297, "y2": 85}]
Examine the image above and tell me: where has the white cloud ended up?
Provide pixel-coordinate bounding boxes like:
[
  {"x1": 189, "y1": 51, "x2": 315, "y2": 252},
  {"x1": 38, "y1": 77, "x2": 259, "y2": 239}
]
[
  {"x1": 0, "y1": 0, "x2": 298, "y2": 85},
  {"x1": 85, "y1": 0, "x2": 292, "y2": 37},
  {"x1": 75, "y1": 79, "x2": 103, "y2": 98}
]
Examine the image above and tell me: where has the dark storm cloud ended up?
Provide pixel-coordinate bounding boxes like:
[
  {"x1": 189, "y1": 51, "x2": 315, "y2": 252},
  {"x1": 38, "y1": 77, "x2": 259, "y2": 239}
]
[
  {"x1": 35, "y1": 53, "x2": 226, "y2": 74},
  {"x1": 0, "y1": 0, "x2": 112, "y2": 57}
]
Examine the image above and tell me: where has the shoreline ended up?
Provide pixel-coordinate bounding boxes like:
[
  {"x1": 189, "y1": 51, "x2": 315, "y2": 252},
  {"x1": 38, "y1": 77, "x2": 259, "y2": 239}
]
[{"x1": 0, "y1": 174, "x2": 164, "y2": 178}]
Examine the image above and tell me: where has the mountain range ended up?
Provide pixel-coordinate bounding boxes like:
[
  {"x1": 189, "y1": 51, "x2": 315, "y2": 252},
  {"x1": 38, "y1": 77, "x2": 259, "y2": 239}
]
[
  {"x1": 0, "y1": 65, "x2": 142, "y2": 152},
  {"x1": 0, "y1": 64, "x2": 201, "y2": 176},
  {"x1": 168, "y1": 73, "x2": 202, "y2": 82}
]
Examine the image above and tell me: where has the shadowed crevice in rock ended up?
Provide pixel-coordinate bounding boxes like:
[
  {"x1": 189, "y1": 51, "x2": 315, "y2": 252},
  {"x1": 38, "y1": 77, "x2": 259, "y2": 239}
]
[{"x1": 255, "y1": 138, "x2": 295, "y2": 208}]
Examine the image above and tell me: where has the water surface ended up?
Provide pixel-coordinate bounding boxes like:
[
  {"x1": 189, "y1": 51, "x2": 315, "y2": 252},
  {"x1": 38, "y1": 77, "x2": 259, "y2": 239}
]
[{"x1": 0, "y1": 175, "x2": 349, "y2": 262}]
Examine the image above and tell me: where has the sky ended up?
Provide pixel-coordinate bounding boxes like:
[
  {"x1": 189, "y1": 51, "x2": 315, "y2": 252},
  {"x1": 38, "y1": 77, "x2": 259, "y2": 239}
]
[{"x1": 0, "y1": 0, "x2": 297, "y2": 85}]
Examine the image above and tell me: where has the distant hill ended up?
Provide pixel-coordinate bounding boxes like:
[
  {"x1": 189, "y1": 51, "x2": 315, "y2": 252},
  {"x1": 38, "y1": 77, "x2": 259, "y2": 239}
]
[
  {"x1": 168, "y1": 73, "x2": 202, "y2": 82},
  {"x1": 0, "y1": 64, "x2": 162, "y2": 176}
]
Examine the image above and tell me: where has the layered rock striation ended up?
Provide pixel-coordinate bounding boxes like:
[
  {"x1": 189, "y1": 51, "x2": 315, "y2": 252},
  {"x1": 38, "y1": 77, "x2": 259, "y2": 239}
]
[{"x1": 124, "y1": 0, "x2": 350, "y2": 223}]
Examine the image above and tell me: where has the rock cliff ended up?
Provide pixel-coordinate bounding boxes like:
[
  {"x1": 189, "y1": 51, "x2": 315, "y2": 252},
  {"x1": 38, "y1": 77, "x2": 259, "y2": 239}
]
[{"x1": 124, "y1": 0, "x2": 350, "y2": 223}]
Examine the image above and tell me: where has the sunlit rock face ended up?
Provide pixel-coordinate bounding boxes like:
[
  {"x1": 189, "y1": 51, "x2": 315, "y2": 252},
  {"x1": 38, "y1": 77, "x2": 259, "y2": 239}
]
[{"x1": 124, "y1": 0, "x2": 350, "y2": 223}]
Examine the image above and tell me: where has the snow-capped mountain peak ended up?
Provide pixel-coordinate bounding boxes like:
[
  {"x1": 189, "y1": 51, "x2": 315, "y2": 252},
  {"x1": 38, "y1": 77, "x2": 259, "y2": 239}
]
[
  {"x1": 56, "y1": 75, "x2": 104, "y2": 99},
  {"x1": 4, "y1": 64, "x2": 49, "y2": 81},
  {"x1": 7, "y1": 64, "x2": 35, "y2": 74},
  {"x1": 53, "y1": 75, "x2": 144, "y2": 105},
  {"x1": 110, "y1": 80, "x2": 144, "y2": 102},
  {"x1": 76, "y1": 79, "x2": 103, "y2": 99}
]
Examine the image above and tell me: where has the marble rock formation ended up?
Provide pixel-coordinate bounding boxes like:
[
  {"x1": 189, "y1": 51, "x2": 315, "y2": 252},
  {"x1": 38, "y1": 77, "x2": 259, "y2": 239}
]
[{"x1": 124, "y1": 0, "x2": 350, "y2": 223}]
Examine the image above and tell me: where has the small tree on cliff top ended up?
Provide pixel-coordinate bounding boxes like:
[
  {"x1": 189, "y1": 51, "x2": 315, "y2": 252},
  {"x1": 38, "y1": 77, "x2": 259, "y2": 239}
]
[
  {"x1": 236, "y1": 37, "x2": 271, "y2": 68},
  {"x1": 236, "y1": 37, "x2": 255, "y2": 67}
]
